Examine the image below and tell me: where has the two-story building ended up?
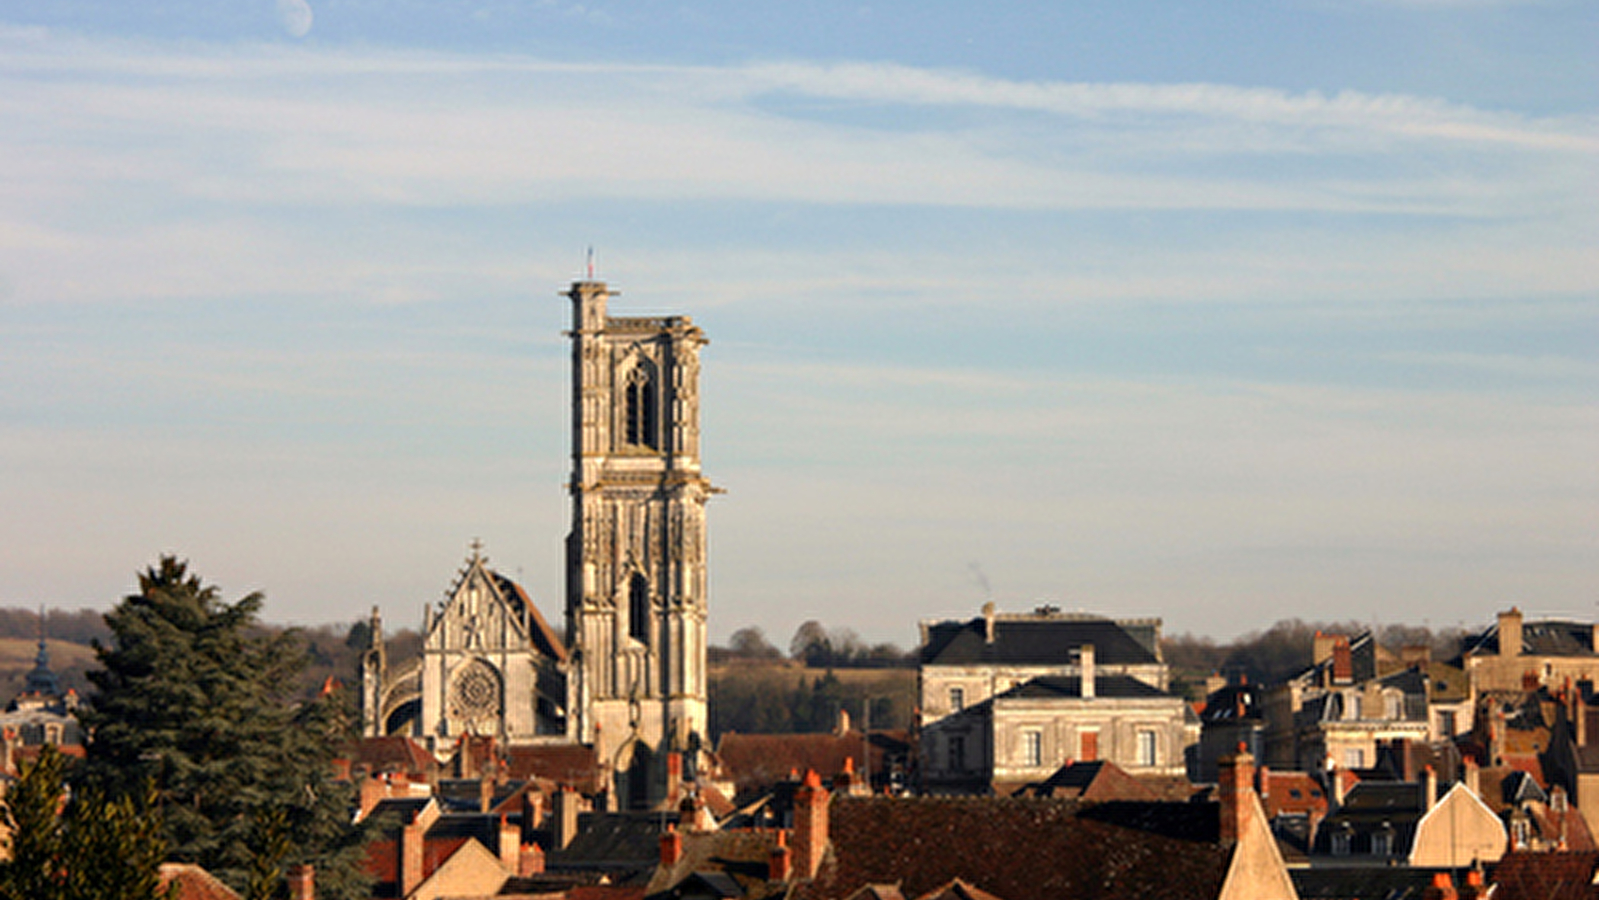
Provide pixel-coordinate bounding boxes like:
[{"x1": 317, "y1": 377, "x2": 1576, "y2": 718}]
[{"x1": 918, "y1": 604, "x2": 1193, "y2": 793}]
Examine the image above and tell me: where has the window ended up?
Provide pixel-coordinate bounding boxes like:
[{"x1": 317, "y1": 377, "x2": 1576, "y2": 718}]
[
  {"x1": 623, "y1": 364, "x2": 659, "y2": 449},
  {"x1": 1022, "y1": 730, "x2": 1043, "y2": 767},
  {"x1": 1080, "y1": 730, "x2": 1099, "y2": 762},
  {"x1": 1347, "y1": 693, "x2": 1363, "y2": 720},
  {"x1": 1384, "y1": 693, "x2": 1402, "y2": 720},
  {"x1": 1371, "y1": 826, "x2": 1393, "y2": 856},
  {"x1": 1344, "y1": 748, "x2": 1365, "y2": 769},
  {"x1": 1438, "y1": 710, "x2": 1456, "y2": 737},
  {"x1": 1331, "y1": 829, "x2": 1351, "y2": 856},
  {"x1": 948, "y1": 735, "x2": 966, "y2": 772},
  {"x1": 949, "y1": 686, "x2": 965, "y2": 713},
  {"x1": 629, "y1": 573, "x2": 650, "y2": 642},
  {"x1": 1136, "y1": 730, "x2": 1157, "y2": 767}
]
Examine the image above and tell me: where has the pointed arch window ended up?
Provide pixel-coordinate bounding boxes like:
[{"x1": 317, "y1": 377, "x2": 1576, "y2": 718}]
[
  {"x1": 624, "y1": 364, "x2": 659, "y2": 450},
  {"x1": 629, "y1": 573, "x2": 650, "y2": 643}
]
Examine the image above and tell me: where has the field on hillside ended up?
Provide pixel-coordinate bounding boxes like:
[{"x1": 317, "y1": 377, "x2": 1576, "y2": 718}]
[{"x1": 0, "y1": 637, "x2": 99, "y2": 699}]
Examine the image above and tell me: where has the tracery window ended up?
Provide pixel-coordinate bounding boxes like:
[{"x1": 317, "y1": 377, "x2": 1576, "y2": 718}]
[{"x1": 624, "y1": 364, "x2": 659, "y2": 449}]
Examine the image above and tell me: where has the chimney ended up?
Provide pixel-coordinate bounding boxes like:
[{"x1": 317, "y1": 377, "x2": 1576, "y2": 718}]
[
  {"x1": 1218, "y1": 746, "x2": 1256, "y2": 846},
  {"x1": 1314, "y1": 631, "x2": 1339, "y2": 667},
  {"x1": 660, "y1": 824, "x2": 683, "y2": 868},
  {"x1": 359, "y1": 773, "x2": 389, "y2": 819},
  {"x1": 1332, "y1": 639, "x2": 1353, "y2": 685},
  {"x1": 769, "y1": 830, "x2": 792, "y2": 881},
  {"x1": 1205, "y1": 672, "x2": 1227, "y2": 697},
  {"x1": 667, "y1": 752, "x2": 684, "y2": 807},
  {"x1": 287, "y1": 864, "x2": 314, "y2": 900},
  {"x1": 1499, "y1": 607, "x2": 1523, "y2": 658},
  {"x1": 1424, "y1": 765, "x2": 1438, "y2": 811},
  {"x1": 552, "y1": 787, "x2": 580, "y2": 851},
  {"x1": 1464, "y1": 756, "x2": 1481, "y2": 798},
  {"x1": 1257, "y1": 765, "x2": 1271, "y2": 806},
  {"x1": 791, "y1": 770, "x2": 830, "y2": 879},
  {"x1": 1424, "y1": 871, "x2": 1459, "y2": 900},
  {"x1": 982, "y1": 602, "x2": 997, "y2": 644},
  {"x1": 1331, "y1": 765, "x2": 1347, "y2": 808},
  {"x1": 1080, "y1": 644, "x2": 1096, "y2": 699},
  {"x1": 519, "y1": 843, "x2": 545, "y2": 877},
  {"x1": 480, "y1": 771, "x2": 495, "y2": 813},
  {"x1": 499, "y1": 814, "x2": 519, "y2": 872},
  {"x1": 401, "y1": 805, "x2": 435, "y2": 898},
  {"x1": 1460, "y1": 870, "x2": 1486, "y2": 900},
  {"x1": 835, "y1": 709, "x2": 851, "y2": 737}
]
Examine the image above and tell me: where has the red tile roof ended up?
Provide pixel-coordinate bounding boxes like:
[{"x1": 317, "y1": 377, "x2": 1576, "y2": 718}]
[
  {"x1": 505, "y1": 744, "x2": 601, "y2": 794},
  {"x1": 158, "y1": 864, "x2": 242, "y2": 900},
  {"x1": 1490, "y1": 850, "x2": 1599, "y2": 899},
  {"x1": 795, "y1": 796, "x2": 1233, "y2": 900}
]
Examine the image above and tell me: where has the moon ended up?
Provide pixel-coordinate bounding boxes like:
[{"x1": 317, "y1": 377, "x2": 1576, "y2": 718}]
[{"x1": 276, "y1": 0, "x2": 313, "y2": 38}]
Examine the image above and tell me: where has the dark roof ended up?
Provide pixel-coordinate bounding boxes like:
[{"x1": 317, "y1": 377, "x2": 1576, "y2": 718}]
[
  {"x1": 548, "y1": 811, "x2": 679, "y2": 879},
  {"x1": 921, "y1": 616, "x2": 1160, "y2": 668},
  {"x1": 1467, "y1": 619, "x2": 1598, "y2": 659},
  {"x1": 996, "y1": 675, "x2": 1172, "y2": 701},
  {"x1": 794, "y1": 796, "x2": 1234, "y2": 900},
  {"x1": 1292, "y1": 866, "x2": 1472, "y2": 900},
  {"x1": 366, "y1": 797, "x2": 432, "y2": 835},
  {"x1": 648, "y1": 830, "x2": 787, "y2": 899}
]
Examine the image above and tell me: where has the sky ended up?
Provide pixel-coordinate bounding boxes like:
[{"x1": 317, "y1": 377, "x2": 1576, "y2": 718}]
[{"x1": 0, "y1": 1, "x2": 1594, "y2": 649}]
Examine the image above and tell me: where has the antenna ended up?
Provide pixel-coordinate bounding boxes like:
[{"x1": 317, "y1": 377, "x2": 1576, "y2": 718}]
[{"x1": 586, "y1": 246, "x2": 596, "y2": 281}]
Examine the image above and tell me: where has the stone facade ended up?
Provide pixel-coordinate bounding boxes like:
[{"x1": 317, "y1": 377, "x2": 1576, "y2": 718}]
[
  {"x1": 564, "y1": 280, "x2": 713, "y2": 809},
  {"x1": 361, "y1": 280, "x2": 714, "y2": 810},
  {"x1": 918, "y1": 605, "x2": 1192, "y2": 790},
  {"x1": 361, "y1": 546, "x2": 568, "y2": 749}
]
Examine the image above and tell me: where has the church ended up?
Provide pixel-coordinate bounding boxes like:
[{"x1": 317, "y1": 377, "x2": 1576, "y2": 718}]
[{"x1": 360, "y1": 279, "x2": 714, "y2": 810}]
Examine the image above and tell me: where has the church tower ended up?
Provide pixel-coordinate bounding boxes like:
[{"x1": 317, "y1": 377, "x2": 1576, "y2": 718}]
[{"x1": 565, "y1": 280, "x2": 712, "y2": 809}]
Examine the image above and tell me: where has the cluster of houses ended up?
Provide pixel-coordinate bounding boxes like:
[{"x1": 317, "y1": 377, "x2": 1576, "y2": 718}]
[{"x1": 6, "y1": 284, "x2": 1596, "y2": 899}]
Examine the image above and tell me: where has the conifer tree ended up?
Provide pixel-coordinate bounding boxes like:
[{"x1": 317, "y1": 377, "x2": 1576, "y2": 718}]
[{"x1": 79, "y1": 556, "x2": 373, "y2": 900}]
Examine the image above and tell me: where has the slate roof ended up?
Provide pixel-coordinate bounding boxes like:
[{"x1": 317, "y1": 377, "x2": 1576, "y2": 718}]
[
  {"x1": 547, "y1": 811, "x2": 680, "y2": 881},
  {"x1": 1292, "y1": 866, "x2": 1472, "y2": 900},
  {"x1": 793, "y1": 796, "x2": 1234, "y2": 900},
  {"x1": 995, "y1": 675, "x2": 1172, "y2": 701},
  {"x1": 1011, "y1": 760, "x2": 1166, "y2": 802},
  {"x1": 1466, "y1": 619, "x2": 1598, "y2": 659},
  {"x1": 920, "y1": 616, "x2": 1160, "y2": 668},
  {"x1": 647, "y1": 829, "x2": 788, "y2": 899}
]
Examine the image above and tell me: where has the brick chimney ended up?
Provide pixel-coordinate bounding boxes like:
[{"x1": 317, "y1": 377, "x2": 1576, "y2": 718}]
[
  {"x1": 1464, "y1": 756, "x2": 1481, "y2": 798},
  {"x1": 769, "y1": 830, "x2": 792, "y2": 881},
  {"x1": 520, "y1": 843, "x2": 545, "y2": 877},
  {"x1": 1499, "y1": 607, "x2": 1524, "y2": 658},
  {"x1": 1314, "y1": 631, "x2": 1339, "y2": 667},
  {"x1": 791, "y1": 770, "x2": 830, "y2": 879},
  {"x1": 401, "y1": 803, "x2": 438, "y2": 898},
  {"x1": 1218, "y1": 746, "x2": 1255, "y2": 846},
  {"x1": 359, "y1": 773, "x2": 390, "y2": 819},
  {"x1": 1423, "y1": 765, "x2": 1437, "y2": 810},
  {"x1": 1424, "y1": 871, "x2": 1459, "y2": 900},
  {"x1": 667, "y1": 752, "x2": 683, "y2": 808},
  {"x1": 1332, "y1": 638, "x2": 1353, "y2": 685},
  {"x1": 287, "y1": 864, "x2": 314, "y2": 900},
  {"x1": 660, "y1": 824, "x2": 683, "y2": 868},
  {"x1": 1080, "y1": 644, "x2": 1096, "y2": 699}
]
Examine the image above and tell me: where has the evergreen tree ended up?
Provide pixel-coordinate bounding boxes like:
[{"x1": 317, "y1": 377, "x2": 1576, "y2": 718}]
[
  {"x1": 79, "y1": 557, "x2": 373, "y2": 900},
  {"x1": 0, "y1": 745, "x2": 169, "y2": 900}
]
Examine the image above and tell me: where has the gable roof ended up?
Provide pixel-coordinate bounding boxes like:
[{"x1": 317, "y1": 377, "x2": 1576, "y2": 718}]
[
  {"x1": 158, "y1": 864, "x2": 242, "y2": 900},
  {"x1": 920, "y1": 615, "x2": 1160, "y2": 668},
  {"x1": 505, "y1": 743, "x2": 601, "y2": 794},
  {"x1": 715, "y1": 731, "x2": 911, "y2": 799},
  {"x1": 1489, "y1": 850, "x2": 1599, "y2": 900}
]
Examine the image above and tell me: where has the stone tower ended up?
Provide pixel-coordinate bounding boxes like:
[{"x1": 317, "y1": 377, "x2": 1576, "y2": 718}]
[{"x1": 565, "y1": 280, "x2": 712, "y2": 809}]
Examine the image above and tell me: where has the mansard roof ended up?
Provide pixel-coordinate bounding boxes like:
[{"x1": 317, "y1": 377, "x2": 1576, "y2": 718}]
[
  {"x1": 920, "y1": 614, "x2": 1161, "y2": 668},
  {"x1": 1465, "y1": 618, "x2": 1598, "y2": 658}
]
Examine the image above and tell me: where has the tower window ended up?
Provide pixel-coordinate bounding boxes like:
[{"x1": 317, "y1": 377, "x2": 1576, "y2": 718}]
[
  {"x1": 629, "y1": 573, "x2": 650, "y2": 643},
  {"x1": 624, "y1": 366, "x2": 658, "y2": 449}
]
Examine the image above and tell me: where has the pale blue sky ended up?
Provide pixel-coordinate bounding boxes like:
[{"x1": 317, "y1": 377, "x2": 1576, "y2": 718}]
[{"x1": 1, "y1": 1, "x2": 1594, "y2": 647}]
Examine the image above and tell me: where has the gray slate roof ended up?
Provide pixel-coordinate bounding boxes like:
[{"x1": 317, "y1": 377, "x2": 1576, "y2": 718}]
[{"x1": 921, "y1": 616, "x2": 1160, "y2": 667}]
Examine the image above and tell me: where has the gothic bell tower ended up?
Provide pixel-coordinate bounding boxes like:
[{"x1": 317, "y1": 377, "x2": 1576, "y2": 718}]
[{"x1": 564, "y1": 280, "x2": 712, "y2": 809}]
